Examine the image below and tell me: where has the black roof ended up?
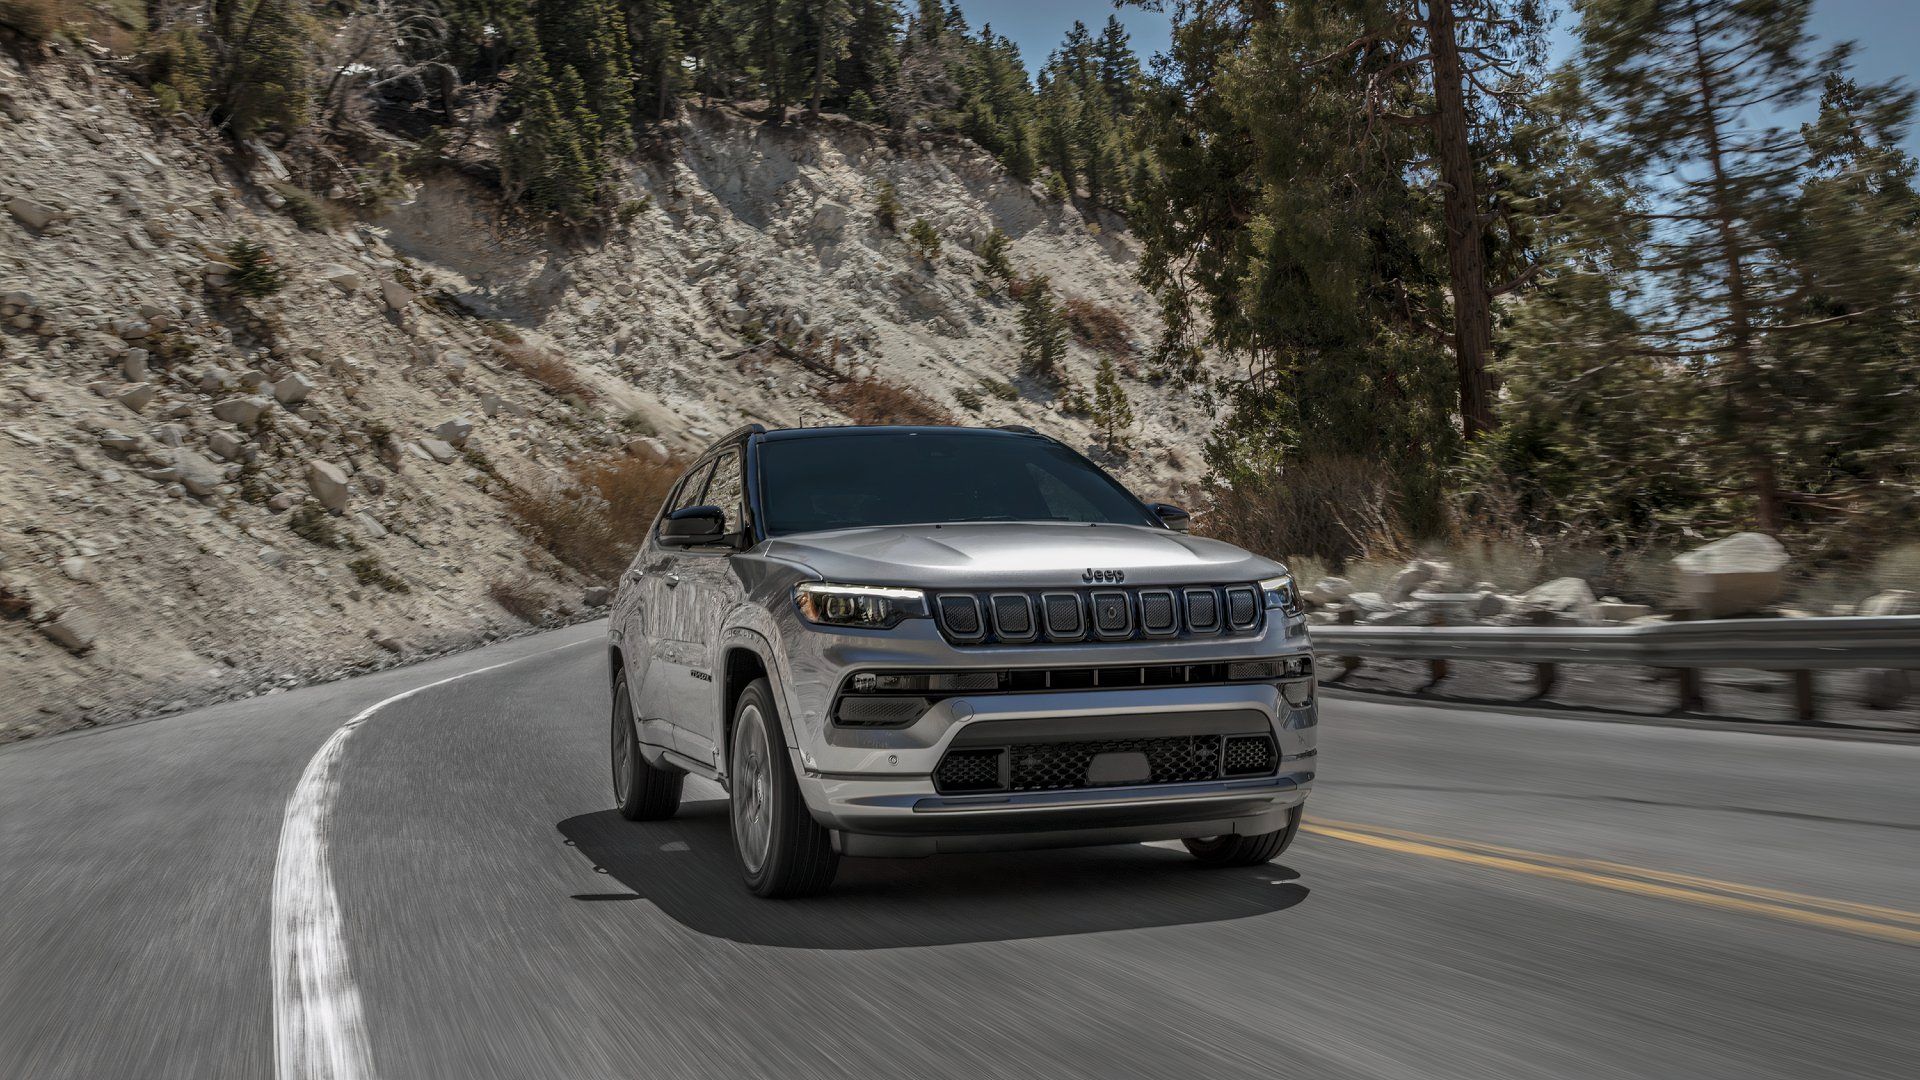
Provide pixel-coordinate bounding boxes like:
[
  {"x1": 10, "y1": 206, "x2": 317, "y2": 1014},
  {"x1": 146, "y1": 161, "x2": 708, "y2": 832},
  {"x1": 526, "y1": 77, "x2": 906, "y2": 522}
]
[{"x1": 759, "y1": 424, "x2": 1046, "y2": 442}]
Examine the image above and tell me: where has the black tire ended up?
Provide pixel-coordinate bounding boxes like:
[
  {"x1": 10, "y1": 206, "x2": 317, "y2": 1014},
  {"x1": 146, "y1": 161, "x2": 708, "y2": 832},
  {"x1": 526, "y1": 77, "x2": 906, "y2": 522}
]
[
  {"x1": 728, "y1": 678, "x2": 838, "y2": 898},
  {"x1": 1184, "y1": 804, "x2": 1303, "y2": 867},
  {"x1": 611, "y1": 672, "x2": 684, "y2": 821}
]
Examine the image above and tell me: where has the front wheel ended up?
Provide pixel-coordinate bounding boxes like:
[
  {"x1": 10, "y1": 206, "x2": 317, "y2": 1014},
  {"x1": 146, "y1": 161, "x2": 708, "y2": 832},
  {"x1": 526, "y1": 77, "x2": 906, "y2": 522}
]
[
  {"x1": 1184, "y1": 805, "x2": 1303, "y2": 866},
  {"x1": 611, "y1": 672, "x2": 684, "y2": 821},
  {"x1": 729, "y1": 678, "x2": 838, "y2": 898}
]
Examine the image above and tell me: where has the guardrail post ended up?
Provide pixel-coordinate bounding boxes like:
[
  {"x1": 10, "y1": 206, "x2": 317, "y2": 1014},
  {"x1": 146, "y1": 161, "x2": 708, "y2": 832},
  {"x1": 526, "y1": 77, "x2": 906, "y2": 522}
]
[
  {"x1": 1528, "y1": 609, "x2": 1558, "y2": 698},
  {"x1": 1335, "y1": 607, "x2": 1361, "y2": 680},
  {"x1": 1792, "y1": 671, "x2": 1816, "y2": 722},
  {"x1": 1671, "y1": 610, "x2": 1706, "y2": 713},
  {"x1": 1425, "y1": 612, "x2": 1449, "y2": 688}
]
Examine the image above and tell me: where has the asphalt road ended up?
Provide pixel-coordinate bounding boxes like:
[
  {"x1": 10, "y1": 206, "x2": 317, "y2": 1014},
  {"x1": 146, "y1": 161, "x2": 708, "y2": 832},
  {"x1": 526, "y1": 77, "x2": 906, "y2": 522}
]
[{"x1": 3, "y1": 621, "x2": 1916, "y2": 1080}]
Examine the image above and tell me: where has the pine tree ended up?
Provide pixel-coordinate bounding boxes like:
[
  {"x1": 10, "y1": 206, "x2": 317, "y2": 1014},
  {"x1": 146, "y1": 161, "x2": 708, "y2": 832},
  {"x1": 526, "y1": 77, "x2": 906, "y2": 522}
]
[
  {"x1": 1017, "y1": 274, "x2": 1067, "y2": 386},
  {"x1": 978, "y1": 227, "x2": 1013, "y2": 281},
  {"x1": 1093, "y1": 356, "x2": 1134, "y2": 452},
  {"x1": 833, "y1": 0, "x2": 900, "y2": 120},
  {"x1": 1572, "y1": 0, "x2": 1871, "y2": 531}
]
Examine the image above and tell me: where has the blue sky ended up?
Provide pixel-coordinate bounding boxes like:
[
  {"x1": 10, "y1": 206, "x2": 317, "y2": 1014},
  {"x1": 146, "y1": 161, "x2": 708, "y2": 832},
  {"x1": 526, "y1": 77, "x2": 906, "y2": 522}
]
[{"x1": 959, "y1": 0, "x2": 1920, "y2": 155}]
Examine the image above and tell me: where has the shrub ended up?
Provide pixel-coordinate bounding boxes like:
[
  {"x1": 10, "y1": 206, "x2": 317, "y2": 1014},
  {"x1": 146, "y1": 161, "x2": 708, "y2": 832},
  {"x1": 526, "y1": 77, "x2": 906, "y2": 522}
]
[
  {"x1": 978, "y1": 227, "x2": 1014, "y2": 281},
  {"x1": 505, "y1": 451, "x2": 684, "y2": 581},
  {"x1": 273, "y1": 185, "x2": 345, "y2": 233},
  {"x1": 496, "y1": 341, "x2": 597, "y2": 404},
  {"x1": 0, "y1": 0, "x2": 67, "y2": 41},
  {"x1": 873, "y1": 180, "x2": 900, "y2": 232},
  {"x1": 906, "y1": 218, "x2": 941, "y2": 263},
  {"x1": 348, "y1": 556, "x2": 410, "y2": 594},
  {"x1": 824, "y1": 375, "x2": 953, "y2": 427},
  {"x1": 1199, "y1": 456, "x2": 1410, "y2": 569},
  {"x1": 288, "y1": 504, "x2": 344, "y2": 548},
  {"x1": 980, "y1": 377, "x2": 1020, "y2": 401},
  {"x1": 954, "y1": 386, "x2": 984, "y2": 412},
  {"x1": 1061, "y1": 296, "x2": 1133, "y2": 358},
  {"x1": 487, "y1": 577, "x2": 549, "y2": 622},
  {"x1": 225, "y1": 238, "x2": 287, "y2": 298}
]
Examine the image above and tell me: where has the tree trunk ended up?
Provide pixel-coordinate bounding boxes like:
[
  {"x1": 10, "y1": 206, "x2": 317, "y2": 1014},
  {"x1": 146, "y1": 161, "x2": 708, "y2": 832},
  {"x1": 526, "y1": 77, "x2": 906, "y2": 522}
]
[
  {"x1": 1689, "y1": 16, "x2": 1780, "y2": 532},
  {"x1": 1425, "y1": 1, "x2": 1497, "y2": 441},
  {"x1": 809, "y1": 20, "x2": 828, "y2": 119}
]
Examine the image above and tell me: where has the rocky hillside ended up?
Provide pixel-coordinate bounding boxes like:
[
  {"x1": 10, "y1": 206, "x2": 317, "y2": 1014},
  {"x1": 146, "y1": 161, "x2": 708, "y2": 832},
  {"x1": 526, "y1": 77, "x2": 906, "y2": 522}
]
[{"x1": 0, "y1": 53, "x2": 1219, "y2": 741}]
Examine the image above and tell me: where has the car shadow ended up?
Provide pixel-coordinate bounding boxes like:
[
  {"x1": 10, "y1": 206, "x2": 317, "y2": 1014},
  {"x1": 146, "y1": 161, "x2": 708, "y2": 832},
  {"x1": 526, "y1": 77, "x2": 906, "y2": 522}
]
[{"x1": 557, "y1": 799, "x2": 1309, "y2": 949}]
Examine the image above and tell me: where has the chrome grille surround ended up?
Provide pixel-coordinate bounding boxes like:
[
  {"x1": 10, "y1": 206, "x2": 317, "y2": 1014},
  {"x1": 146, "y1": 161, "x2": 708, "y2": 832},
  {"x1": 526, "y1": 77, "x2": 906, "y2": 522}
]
[{"x1": 936, "y1": 594, "x2": 985, "y2": 642}]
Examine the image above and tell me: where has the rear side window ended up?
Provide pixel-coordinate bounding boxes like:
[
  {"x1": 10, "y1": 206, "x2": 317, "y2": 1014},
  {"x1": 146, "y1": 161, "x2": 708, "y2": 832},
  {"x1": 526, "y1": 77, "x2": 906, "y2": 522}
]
[{"x1": 669, "y1": 460, "x2": 715, "y2": 515}]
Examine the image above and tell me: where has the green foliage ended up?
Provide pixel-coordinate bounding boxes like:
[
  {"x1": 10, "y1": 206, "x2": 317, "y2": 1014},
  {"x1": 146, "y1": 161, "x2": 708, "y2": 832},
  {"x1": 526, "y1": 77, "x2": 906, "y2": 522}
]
[
  {"x1": 980, "y1": 376, "x2": 1019, "y2": 402},
  {"x1": 905, "y1": 217, "x2": 941, "y2": 262},
  {"x1": 348, "y1": 556, "x2": 411, "y2": 594},
  {"x1": 499, "y1": 0, "x2": 633, "y2": 222},
  {"x1": 288, "y1": 504, "x2": 343, "y2": 548},
  {"x1": 210, "y1": 0, "x2": 314, "y2": 139},
  {"x1": 1092, "y1": 355, "x2": 1133, "y2": 452},
  {"x1": 978, "y1": 227, "x2": 1013, "y2": 281},
  {"x1": 143, "y1": 21, "x2": 211, "y2": 115},
  {"x1": 224, "y1": 238, "x2": 286, "y2": 298},
  {"x1": 954, "y1": 385, "x2": 984, "y2": 411},
  {"x1": 1016, "y1": 274, "x2": 1066, "y2": 387},
  {"x1": 872, "y1": 179, "x2": 900, "y2": 231}
]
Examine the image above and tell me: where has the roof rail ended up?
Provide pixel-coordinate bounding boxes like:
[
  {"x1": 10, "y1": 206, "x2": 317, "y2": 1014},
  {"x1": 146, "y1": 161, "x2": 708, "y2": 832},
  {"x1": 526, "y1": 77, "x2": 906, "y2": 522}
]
[
  {"x1": 997, "y1": 424, "x2": 1039, "y2": 435},
  {"x1": 710, "y1": 422, "x2": 767, "y2": 447}
]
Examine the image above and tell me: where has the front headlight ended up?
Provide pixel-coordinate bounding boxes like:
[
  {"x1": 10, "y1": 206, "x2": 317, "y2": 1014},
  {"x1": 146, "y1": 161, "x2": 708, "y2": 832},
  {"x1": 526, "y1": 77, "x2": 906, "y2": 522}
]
[
  {"x1": 794, "y1": 583, "x2": 929, "y2": 629},
  {"x1": 1259, "y1": 573, "x2": 1302, "y2": 614}
]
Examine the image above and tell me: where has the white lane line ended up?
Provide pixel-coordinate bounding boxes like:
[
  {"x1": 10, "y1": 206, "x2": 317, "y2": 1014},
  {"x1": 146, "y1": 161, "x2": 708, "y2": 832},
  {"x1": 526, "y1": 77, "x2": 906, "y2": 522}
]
[{"x1": 272, "y1": 637, "x2": 598, "y2": 1080}]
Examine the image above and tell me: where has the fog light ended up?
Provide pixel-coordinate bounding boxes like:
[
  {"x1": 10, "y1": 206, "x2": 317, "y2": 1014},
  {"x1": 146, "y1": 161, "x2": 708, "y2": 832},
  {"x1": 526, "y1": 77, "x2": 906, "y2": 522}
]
[{"x1": 1283, "y1": 681, "x2": 1315, "y2": 707}]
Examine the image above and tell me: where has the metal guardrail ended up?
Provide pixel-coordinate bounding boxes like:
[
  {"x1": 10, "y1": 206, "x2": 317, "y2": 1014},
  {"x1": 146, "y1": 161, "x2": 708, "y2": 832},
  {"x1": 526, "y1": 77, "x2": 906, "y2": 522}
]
[{"x1": 1312, "y1": 615, "x2": 1920, "y2": 719}]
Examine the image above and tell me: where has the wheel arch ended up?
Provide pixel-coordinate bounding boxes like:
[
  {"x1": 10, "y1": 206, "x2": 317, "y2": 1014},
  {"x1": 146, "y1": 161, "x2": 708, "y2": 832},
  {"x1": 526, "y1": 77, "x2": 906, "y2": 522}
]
[{"x1": 715, "y1": 629, "x2": 794, "y2": 782}]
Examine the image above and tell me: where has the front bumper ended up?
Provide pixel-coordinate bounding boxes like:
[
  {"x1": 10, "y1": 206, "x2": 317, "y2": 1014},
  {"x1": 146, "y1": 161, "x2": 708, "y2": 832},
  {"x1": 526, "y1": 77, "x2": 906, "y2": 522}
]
[{"x1": 793, "y1": 678, "x2": 1317, "y2": 856}]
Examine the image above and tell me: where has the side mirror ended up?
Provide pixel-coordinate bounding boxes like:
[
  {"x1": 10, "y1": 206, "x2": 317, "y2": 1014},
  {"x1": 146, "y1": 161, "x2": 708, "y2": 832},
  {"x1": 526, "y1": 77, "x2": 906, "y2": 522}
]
[
  {"x1": 1149, "y1": 503, "x2": 1191, "y2": 533},
  {"x1": 660, "y1": 505, "x2": 727, "y2": 547}
]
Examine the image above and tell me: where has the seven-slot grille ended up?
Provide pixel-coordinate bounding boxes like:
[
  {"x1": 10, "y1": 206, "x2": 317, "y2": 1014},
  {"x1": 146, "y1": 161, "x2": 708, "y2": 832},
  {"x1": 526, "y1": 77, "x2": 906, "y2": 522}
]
[
  {"x1": 933, "y1": 733, "x2": 1280, "y2": 794},
  {"x1": 934, "y1": 584, "x2": 1263, "y2": 645}
]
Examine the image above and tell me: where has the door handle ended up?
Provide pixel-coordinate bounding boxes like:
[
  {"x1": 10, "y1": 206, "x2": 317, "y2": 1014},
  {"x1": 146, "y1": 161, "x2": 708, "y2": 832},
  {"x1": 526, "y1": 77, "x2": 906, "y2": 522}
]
[{"x1": 662, "y1": 573, "x2": 680, "y2": 588}]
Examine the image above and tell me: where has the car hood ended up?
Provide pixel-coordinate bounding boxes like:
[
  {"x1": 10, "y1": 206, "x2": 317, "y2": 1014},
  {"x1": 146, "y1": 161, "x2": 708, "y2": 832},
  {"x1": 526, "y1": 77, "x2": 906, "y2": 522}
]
[{"x1": 757, "y1": 522, "x2": 1285, "y2": 589}]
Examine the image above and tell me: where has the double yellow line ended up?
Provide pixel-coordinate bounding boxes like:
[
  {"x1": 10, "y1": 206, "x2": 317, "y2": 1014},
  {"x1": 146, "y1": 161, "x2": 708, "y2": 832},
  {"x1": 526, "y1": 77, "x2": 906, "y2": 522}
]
[{"x1": 1303, "y1": 817, "x2": 1920, "y2": 946}]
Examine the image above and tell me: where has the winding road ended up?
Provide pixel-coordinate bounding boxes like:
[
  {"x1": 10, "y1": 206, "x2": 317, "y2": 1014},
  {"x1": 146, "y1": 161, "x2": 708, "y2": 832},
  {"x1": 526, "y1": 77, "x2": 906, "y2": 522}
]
[{"x1": 3, "y1": 621, "x2": 1915, "y2": 1079}]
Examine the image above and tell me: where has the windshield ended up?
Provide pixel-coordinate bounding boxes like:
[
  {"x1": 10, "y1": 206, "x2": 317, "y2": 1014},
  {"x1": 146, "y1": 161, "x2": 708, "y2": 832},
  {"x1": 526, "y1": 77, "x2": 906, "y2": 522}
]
[{"x1": 758, "y1": 431, "x2": 1159, "y2": 535}]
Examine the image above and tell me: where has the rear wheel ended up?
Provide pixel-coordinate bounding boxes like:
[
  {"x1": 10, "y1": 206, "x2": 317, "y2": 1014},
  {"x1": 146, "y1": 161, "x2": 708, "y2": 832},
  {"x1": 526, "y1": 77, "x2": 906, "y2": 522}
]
[
  {"x1": 1184, "y1": 805, "x2": 1303, "y2": 867},
  {"x1": 729, "y1": 678, "x2": 838, "y2": 898},
  {"x1": 611, "y1": 672, "x2": 684, "y2": 821}
]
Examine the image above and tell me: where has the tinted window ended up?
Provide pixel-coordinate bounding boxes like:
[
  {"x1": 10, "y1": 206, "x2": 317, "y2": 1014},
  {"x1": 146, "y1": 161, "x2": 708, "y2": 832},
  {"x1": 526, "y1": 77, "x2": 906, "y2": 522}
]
[
  {"x1": 758, "y1": 432, "x2": 1156, "y2": 535},
  {"x1": 699, "y1": 450, "x2": 745, "y2": 533}
]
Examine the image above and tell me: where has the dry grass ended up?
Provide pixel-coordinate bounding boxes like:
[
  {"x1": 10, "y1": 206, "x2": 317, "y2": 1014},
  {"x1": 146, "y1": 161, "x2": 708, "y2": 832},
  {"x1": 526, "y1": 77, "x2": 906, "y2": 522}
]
[
  {"x1": 0, "y1": 0, "x2": 68, "y2": 40},
  {"x1": 1061, "y1": 296, "x2": 1133, "y2": 358},
  {"x1": 496, "y1": 341, "x2": 597, "y2": 404},
  {"x1": 1198, "y1": 456, "x2": 1408, "y2": 569},
  {"x1": 487, "y1": 576, "x2": 550, "y2": 622},
  {"x1": 823, "y1": 375, "x2": 954, "y2": 426},
  {"x1": 505, "y1": 450, "x2": 685, "y2": 581}
]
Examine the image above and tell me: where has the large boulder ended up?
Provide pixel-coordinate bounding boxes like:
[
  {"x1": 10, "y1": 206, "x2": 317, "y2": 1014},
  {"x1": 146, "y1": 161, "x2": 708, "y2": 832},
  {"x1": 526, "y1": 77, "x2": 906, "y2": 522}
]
[
  {"x1": 1384, "y1": 561, "x2": 1437, "y2": 604},
  {"x1": 171, "y1": 448, "x2": 227, "y2": 496},
  {"x1": 1672, "y1": 532, "x2": 1789, "y2": 618},
  {"x1": 1301, "y1": 576, "x2": 1353, "y2": 607},
  {"x1": 306, "y1": 460, "x2": 351, "y2": 514},
  {"x1": 432, "y1": 417, "x2": 474, "y2": 448},
  {"x1": 1520, "y1": 577, "x2": 1600, "y2": 625},
  {"x1": 1860, "y1": 590, "x2": 1920, "y2": 616},
  {"x1": 212, "y1": 396, "x2": 271, "y2": 427}
]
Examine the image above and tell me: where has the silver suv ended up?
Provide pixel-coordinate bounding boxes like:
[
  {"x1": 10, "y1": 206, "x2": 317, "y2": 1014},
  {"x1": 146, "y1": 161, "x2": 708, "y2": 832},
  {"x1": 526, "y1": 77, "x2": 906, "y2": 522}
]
[{"x1": 606, "y1": 424, "x2": 1316, "y2": 897}]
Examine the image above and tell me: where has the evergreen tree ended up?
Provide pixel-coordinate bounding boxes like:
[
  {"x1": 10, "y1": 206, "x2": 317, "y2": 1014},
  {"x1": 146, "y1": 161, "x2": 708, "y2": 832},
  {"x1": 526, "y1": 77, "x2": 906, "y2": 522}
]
[
  {"x1": 1093, "y1": 355, "x2": 1134, "y2": 452},
  {"x1": 833, "y1": 0, "x2": 901, "y2": 121},
  {"x1": 1571, "y1": 0, "x2": 1888, "y2": 532},
  {"x1": 1017, "y1": 274, "x2": 1067, "y2": 386}
]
